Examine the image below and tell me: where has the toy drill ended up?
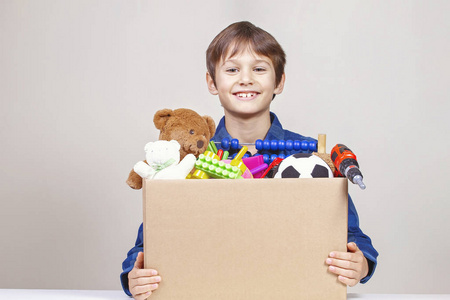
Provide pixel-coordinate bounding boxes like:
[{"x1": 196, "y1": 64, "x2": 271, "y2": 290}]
[{"x1": 331, "y1": 144, "x2": 366, "y2": 190}]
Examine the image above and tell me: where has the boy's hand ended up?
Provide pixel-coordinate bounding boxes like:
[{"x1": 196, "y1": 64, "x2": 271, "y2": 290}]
[
  {"x1": 128, "y1": 252, "x2": 161, "y2": 299},
  {"x1": 326, "y1": 242, "x2": 369, "y2": 287}
]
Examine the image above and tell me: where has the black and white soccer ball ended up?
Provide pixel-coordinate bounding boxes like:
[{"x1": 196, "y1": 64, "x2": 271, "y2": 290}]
[{"x1": 274, "y1": 153, "x2": 334, "y2": 178}]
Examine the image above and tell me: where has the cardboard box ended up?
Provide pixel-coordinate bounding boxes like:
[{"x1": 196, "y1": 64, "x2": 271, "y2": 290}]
[{"x1": 143, "y1": 178, "x2": 348, "y2": 300}]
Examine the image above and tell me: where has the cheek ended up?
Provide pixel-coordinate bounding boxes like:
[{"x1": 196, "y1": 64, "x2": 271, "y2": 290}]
[
  {"x1": 167, "y1": 129, "x2": 185, "y2": 141},
  {"x1": 216, "y1": 76, "x2": 233, "y2": 92},
  {"x1": 262, "y1": 77, "x2": 276, "y2": 89},
  {"x1": 170, "y1": 149, "x2": 179, "y2": 158}
]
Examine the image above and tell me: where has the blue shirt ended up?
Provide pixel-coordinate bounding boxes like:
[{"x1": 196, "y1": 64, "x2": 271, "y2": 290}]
[{"x1": 120, "y1": 112, "x2": 378, "y2": 295}]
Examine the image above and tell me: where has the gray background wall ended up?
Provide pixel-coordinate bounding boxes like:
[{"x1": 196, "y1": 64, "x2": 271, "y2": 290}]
[{"x1": 1, "y1": 0, "x2": 449, "y2": 295}]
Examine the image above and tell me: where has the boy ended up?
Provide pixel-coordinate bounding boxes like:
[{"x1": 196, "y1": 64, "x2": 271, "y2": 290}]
[{"x1": 121, "y1": 21, "x2": 378, "y2": 299}]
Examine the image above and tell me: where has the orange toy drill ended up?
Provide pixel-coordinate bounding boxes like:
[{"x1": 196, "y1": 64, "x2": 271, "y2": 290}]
[{"x1": 331, "y1": 144, "x2": 366, "y2": 190}]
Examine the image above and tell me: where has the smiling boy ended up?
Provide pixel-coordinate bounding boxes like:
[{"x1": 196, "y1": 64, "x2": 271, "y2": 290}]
[
  {"x1": 206, "y1": 21, "x2": 378, "y2": 286},
  {"x1": 121, "y1": 21, "x2": 378, "y2": 299}
]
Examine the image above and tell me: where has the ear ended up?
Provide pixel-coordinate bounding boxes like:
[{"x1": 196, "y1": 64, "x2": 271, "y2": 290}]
[
  {"x1": 202, "y1": 115, "x2": 216, "y2": 138},
  {"x1": 169, "y1": 140, "x2": 181, "y2": 151},
  {"x1": 206, "y1": 72, "x2": 219, "y2": 95},
  {"x1": 274, "y1": 73, "x2": 286, "y2": 95},
  {"x1": 153, "y1": 109, "x2": 174, "y2": 130},
  {"x1": 144, "y1": 142, "x2": 153, "y2": 152}
]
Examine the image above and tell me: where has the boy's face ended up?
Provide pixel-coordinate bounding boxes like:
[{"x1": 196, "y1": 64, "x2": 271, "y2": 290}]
[{"x1": 206, "y1": 47, "x2": 285, "y2": 119}]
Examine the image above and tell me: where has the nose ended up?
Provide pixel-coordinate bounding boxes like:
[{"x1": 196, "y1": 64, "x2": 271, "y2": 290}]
[
  {"x1": 197, "y1": 140, "x2": 204, "y2": 149},
  {"x1": 239, "y1": 68, "x2": 253, "y2": 85}
]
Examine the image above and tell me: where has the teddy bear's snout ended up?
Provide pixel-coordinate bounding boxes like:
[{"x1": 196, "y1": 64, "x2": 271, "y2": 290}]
[{"x1": 185, "y1": 139, "x2": 206, "y2": 155}]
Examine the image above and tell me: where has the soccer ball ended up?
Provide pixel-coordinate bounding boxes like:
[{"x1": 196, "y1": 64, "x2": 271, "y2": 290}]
[{"x1": 274, "y1": 153, "x2": 333, "y2": 178}]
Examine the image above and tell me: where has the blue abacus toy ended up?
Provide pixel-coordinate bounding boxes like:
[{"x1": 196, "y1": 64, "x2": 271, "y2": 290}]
[{"x1": 215, "y1": 138, "x2": 317, "y2": 164}]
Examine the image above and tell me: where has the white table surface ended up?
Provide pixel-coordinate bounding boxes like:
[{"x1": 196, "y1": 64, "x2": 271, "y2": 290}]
[{"x1": 0, "y1": 289, "x2": 449, "y2": 299}]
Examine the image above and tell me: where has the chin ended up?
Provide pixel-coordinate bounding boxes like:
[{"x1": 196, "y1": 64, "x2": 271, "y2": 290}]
[{"x1": 231, "y1": 108, "x2": 268, "y2": 118}]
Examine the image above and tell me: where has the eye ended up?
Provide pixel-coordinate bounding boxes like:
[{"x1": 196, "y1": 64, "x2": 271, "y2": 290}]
[
  {"x1": 254, "y1": 67, "x2": 266, "y2": 72},
  {"x1": 226, "y1": 68, "x2": 239, "y2": 73},
  {"x1": 189, "y1": 130, "x2": 195, "y2": 135}
]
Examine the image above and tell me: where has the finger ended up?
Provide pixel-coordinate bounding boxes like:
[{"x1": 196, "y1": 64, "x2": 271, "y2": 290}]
[
  {"x1": 129, "y1": 268, "x2": 159, "y2": 280},
  {"x1": 131, "y1": 283, "x2": 159, "y2": 298},
  {"x1": 347, "y1": 242, "x2": 359, "y2": 253},
  {"x1": 329, "y1": 251, "x2": 361, "y2": 263},
  {"x1": 337, "y1": 275, "x2": 358, "y2": 287},
  {"x1": 326, "y1": 257, "x2": 359, "y2": 271},
  {"x1": 133, "y1": 276, "x2": 161, "y2": 287},
  {"x1": 328, "y1": 265, "x2": 358, "y2": 280},
  {"x1": 134, "y1": 252, "x2": 144, "y2": 269},
  {"x1": 134, "y1": 290, "x2": 152, "y2": 300}
]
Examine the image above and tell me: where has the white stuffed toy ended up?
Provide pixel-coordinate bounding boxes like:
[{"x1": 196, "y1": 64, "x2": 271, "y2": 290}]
[{"x1": 133, "y1": 140, "x2": 196, "y2": 180}]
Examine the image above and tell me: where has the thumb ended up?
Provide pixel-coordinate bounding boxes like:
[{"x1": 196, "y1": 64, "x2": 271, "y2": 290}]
[
  {"x1": 347, "y1": 242, "x2": 359, "y2": 253},
  {"x1": 134, "y1": 252, "x2": 144, "y2": 269}
]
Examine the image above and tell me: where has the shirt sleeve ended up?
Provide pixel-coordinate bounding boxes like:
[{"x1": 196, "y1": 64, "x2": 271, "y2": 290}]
[
  {"x1": 347, "y1": 195, "x2": 379, "y2": 283},
  {"x1": 120, "y1": 223, "x2": 144, "y2": 296}
]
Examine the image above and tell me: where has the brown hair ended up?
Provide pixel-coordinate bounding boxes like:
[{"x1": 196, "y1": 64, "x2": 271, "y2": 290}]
[{"x1": 206, "y1": 21, "x2": 286, "y2": 87}]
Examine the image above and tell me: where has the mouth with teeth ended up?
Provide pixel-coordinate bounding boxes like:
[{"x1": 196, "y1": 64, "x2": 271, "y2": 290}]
[{"x1": 234, "y1": 92, "x2": 260, "y2": 100}]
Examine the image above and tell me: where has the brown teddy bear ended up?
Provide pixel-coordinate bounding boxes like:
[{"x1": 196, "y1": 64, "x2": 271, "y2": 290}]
[{"x1": 126, "y1": 108, "x2": 216, "y2": 189}]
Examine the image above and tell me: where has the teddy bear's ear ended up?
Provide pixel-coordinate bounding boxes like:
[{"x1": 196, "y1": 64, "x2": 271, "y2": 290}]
[
  {"x1": 153, "y1": 109, "x2": 174, "y2": 130},
  {"x1": 203, "y1": 115, "x2": 216, "y2": 138},
  {"x1": 169, "y1": 140, "x2": 181, "y2": 150},
  {"x1": 144, "y1": 142, "x2": 153, "y2": 152}
]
